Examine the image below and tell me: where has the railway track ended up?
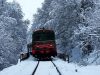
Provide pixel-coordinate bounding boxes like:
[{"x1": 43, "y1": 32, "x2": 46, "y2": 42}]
[
  {"x1": 32, "y1": 61, "x2": 40, "y2": 75},
  {"x1": 32, "y1": 60, "x2": 62, "y2": 75},
  {"x1": 51, "y1": 61, "x2": 62, "y2": 75}
]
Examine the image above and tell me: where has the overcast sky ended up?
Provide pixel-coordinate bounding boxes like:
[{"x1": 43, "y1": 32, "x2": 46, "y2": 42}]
[{"x1": 7, "y1": 0, "x2": 44, "y2": 22}]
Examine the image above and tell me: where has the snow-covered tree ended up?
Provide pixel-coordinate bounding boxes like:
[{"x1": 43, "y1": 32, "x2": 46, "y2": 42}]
[
  {"x1": 31, "y1": 0, "x2": 100, "y2": 65},
  {"x1": 32, "y1": 0, "x2": 53, "y2": 29},
  {"x1": 0, "y1": 1, "x2": 27, "y2": 70}
]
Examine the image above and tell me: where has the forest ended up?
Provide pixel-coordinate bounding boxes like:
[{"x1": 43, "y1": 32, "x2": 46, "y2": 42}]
[
  {"x1": 0, "y1": 0, "x2": 28, "y2": 70},
  {"x1": 1, "y1": 0, "x2": 100, "y2": 71}
]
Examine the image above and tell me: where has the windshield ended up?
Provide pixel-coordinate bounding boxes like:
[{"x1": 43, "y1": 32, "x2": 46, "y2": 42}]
[{"x1": 32, "y1": 31, "x2": 55, "y2": 41}]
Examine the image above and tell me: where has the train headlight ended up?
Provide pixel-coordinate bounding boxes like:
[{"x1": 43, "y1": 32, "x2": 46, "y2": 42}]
[
  {"x1": 36, "y1": 46, "x2": 40, "y2": 47},
  {"x1": 49, "y1": 45, "x2": 53, "y2": 47}
]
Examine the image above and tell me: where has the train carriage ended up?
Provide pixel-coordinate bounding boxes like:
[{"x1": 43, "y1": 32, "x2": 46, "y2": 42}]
[{"x1": 31, "y1": 28, "x2": 57, "y2": 59}]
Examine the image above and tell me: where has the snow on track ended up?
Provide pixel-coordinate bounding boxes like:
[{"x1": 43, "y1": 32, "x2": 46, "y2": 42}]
[
  {"x1": 1, "y1": 57, "x2": 100, "y2": 75},
  {"x1": 53, "y1": 59, "x2": 78, "y2": 75},
  {"x1": 51, "y1": 61, "x2": 62, "y2": 75},
  {"x1": 34, "y1": 61, "x2": 59, "y2": 75},
  {"x1": 32, "y1": 61, "x2": 40, "y2": 75},
  {"x1": 54, "y1": 60, "x2": 78, "y2": 75},
  {"x1": 0, "y1": 56, "x2": 38, "y2": 75},
  {"x1": 53, "y1": 59, "x2": 100, "y2": 75}
]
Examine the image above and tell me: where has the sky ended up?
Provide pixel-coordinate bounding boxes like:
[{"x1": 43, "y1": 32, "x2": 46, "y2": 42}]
[{"x1": 7, "y1": 0, "x2": 44, "y2": 22}]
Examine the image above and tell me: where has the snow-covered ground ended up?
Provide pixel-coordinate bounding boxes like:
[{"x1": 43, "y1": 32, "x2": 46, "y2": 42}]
[
  {"x1": 54, "y1": 60, "x2": 100, "y2": 75},
  {"x1": 0, "y1": 56, "x2": 38, "y2": 75},
  {"x1": 35, "y1": 61, "x2": 59, "y2": 75},
  {"x1": 0, "y1": 56, "x2": 100, "y2": 75}
]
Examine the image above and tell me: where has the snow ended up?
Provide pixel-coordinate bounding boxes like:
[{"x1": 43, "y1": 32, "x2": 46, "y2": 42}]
[
  {"x1": 0, "y1": 56, "x2": 38, "y2": 75},
  {"x1": 0, "y1": 57, "x2": 100, "y2": 75},
  {"x1": 53, "y1": 59, "x2": 100, "y2": 75},
  {"x1": 35, "y1": 61, "x2": 59, "y2": 75}
]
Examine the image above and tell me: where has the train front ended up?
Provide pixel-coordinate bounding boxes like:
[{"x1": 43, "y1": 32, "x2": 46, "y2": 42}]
[{"x1": 31, "y1": 29, "x2": 57, "y2": 59}]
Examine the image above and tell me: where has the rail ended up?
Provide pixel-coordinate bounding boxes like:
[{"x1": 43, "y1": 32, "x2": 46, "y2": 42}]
[
  {"x1": 32, "y1": 61, "x2": 40, "y2": 75},
  {"x1": 51, "y1": 61, "x2": 62, "y2": 75}
]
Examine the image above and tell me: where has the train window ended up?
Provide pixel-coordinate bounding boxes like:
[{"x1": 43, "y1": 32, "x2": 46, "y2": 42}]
[{"x1": 32, "y1": 31, "x2": 55, "y2": 41}]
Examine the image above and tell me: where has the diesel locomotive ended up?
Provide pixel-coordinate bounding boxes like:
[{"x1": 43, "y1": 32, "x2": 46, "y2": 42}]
[{"x1": 31, "y1": 28, "x2": 57, "y2": 59}]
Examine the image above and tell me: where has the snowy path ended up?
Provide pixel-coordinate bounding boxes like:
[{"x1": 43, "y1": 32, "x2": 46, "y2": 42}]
[{"x1": 34, "y1": 61, "x2": 59, "y2": 75}]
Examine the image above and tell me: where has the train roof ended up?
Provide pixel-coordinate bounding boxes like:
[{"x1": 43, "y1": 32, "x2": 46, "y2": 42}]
[{"x1": 33, "y1": 29, "x2": 54, "y2": 33}]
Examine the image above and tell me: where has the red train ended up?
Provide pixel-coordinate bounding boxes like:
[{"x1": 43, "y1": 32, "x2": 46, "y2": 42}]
[{"x1": 31, "y1": 28, "x2": 57, "y2": 59}]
